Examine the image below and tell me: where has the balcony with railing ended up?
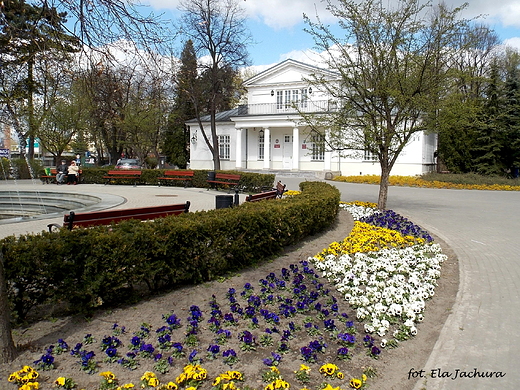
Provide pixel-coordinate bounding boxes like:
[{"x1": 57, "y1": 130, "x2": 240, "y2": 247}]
[{"x1": 235, "y1": 100, "x2": 337, "y2": 116}]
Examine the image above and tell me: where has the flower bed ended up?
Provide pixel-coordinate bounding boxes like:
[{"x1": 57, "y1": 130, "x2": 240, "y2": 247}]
[
  {"x1": 4, "y1": 201, "x2": 446, "y2": 390},
  {"x1": 311, "y1": 202, "x2": 446, "y2": 342},
  {"x1": 334, "y1": 174, "x2": 520, "y2": 191}
]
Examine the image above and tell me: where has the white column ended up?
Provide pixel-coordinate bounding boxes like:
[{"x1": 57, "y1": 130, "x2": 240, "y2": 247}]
[
  {"x1": 235, "y1": 128, "x2": 243, "y2": 169},
  {"x1": 324, "y1": 128, "x2": 332, "y2": 171},
  {"x1": 263, "y1": 127, "x2": 270, "y2": 169},
  {"x1": 292, "y1": 127, "x2": 299, "y2": 170}
]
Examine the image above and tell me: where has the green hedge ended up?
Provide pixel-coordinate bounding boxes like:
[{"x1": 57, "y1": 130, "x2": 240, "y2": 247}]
[
  {"x1": 1, "y1": 181, "x2": 340, "y2": 322},
  {"x1": 78, "y1": 168, "x2": 274, "y2": 193}
]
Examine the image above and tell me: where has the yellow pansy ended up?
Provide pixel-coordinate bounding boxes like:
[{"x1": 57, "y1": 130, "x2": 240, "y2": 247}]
[
  {"x1": 349, "y1": 378, "x2": 362, "y2": 389},
  {"x1": 55, "y1": 377, "x2": 66, "y2": 386}
]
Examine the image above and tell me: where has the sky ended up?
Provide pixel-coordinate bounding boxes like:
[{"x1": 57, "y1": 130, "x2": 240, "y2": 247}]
[{"x1": 141, "y1": 0, "x2": 520, "y2": 71}]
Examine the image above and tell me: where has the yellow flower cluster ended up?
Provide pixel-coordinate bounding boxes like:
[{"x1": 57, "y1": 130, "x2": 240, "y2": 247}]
[
  {"x1": 319, "y1": 364, "x2": 344, "y2": 379},
  {"x1": 298, "y1": 364, "x2": 310, "y2": 373},
  {"x1": 175, "y1": 364, "x2": 208, "y2": 387},
  {"x1": 348, "y1": 374, "x2": 367, "y2": 389},
  {"x1": 8, "y1": 366, "x2": 39, "y2": 389},
  {"x1": 284, "y1": 190, "x2": 301, "y2": 196},
  {"x1": 117, "y1": 384, "x2": 136, "y2": 390},
  {"x1": 139, "y1": 371, "x2": 177, "y2": 390},
  {"x1": 264, "y1": 378, "x2": 290, "y2": 390},
  {"x1": 141, "y1": 371, "x2": 160, "y2": 388},
  {"x1": 316, "y1": 221, "x2": 423, "y2": 260},
  {"x1": 321, "y1": 385, "x2": 341, "y2": 390},
  {"x1": 335, "y1": 175, "x2": 520, "y2": 191},
  {"x1": 341, "y1": 201, "x2": 377, "y2": 208},
  {"x1": 212, "y1": 370, "x2": 243, "y2": 390}
]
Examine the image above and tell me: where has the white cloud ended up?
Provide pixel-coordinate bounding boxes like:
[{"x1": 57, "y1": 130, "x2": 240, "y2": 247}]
[
  {"x1": 503, "y1": 37, "x2": 520, "y2": 51},
  {"x1": 143, "y1": 0, "x2": 520, "y2": 30}
]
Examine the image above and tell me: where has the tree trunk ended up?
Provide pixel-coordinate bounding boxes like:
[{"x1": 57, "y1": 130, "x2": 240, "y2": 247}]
[
  {"x1": 378, "y1": 163, "x2": 391, "y2": 210},
  {"x1": 27, "y1": 59, "x2": 35, "y2": 161},
  {"x1": 0, "y1": 252, "x2": 16, "y2": 363},
  {"x1": 210, "y1": 105, "x2": 221, "y2": 171}
]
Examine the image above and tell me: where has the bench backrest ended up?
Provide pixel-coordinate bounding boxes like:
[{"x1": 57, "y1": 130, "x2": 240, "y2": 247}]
[
  {"x1": 106, "y1": 170, "x2": 142, "y2": 176},
  {"x1": 214, "y1": 173, "x2": 241, "y2": 181},
  {"x1": 164, "y1": 170, "x2": 194, "y2": 177},
  {"x1": 63, "y1": 202, "x2": 190, "y2": 229},
  {"x1": 246, "y1": 190, "x2": 278, "y2": 202}
]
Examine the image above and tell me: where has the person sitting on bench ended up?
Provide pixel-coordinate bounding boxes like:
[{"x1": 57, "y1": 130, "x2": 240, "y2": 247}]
[
  {"x1": 56, "y1": 160, "x2": 68, "y2": 184},
  {"x1": 67, "y1": 161, "x2": 79, "y2": 185}
]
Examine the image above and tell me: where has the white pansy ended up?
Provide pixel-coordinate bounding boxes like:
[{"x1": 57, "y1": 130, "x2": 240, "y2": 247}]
[{"x1": 310, "y1": 205, "x2": 447, "y2": 342}]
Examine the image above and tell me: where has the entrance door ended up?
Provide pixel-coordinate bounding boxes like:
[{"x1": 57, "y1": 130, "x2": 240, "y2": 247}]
[{"x1": 282, "y1": 135, "x2": 293, "y2": 169}]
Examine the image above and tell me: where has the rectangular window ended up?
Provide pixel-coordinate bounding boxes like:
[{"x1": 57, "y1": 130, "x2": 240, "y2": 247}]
[
  {"x1": 218, "y1": 135, "x2": 230, "y2": 160},
  {"x1": 258, "y1": 132, "x2": 264, "y2": 160},
  {"x1": 275, "y1": 89, "x2": 309, "y2": 110},
  {"x1": 276, "y1": 91, "x2": 283, "y2": 110},
  {"x1": 364, "y1": 149, "x2": 378, "y2": 161},
  {"x1": 292, "y1": 89, "x2": 299, "y2": 104},
  {"x1": 301, "y1": 88, "x2": 308, "y2": 108},
  {"x1": 284, "y1": 90, "x2": 291, "y2": 108},
  {"x1": 311, "y1": 133, "x2": 325, "y2": 161}
]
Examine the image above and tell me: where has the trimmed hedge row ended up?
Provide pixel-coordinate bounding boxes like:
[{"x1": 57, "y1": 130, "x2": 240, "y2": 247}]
[
  {"x1": 79, "y1": 168, "x2": 275, "y2": 193},
  {"x1": 1, "y1": 181, "x2": 340, "y2": 322}
]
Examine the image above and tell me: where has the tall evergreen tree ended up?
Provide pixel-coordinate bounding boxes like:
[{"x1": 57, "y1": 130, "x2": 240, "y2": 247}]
[
  {"x1": 502, "y1": 51, "x2": 520, "y2": 176},
  {"x1": 473, "y1": 60, "x2": 506, "y2": 175},
  {"x1": 163, "y1": 40, "x2": 198, "y2": 168}
]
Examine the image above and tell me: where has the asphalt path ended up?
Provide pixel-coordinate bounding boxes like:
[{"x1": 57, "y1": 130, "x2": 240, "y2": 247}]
[{"x1": 281, "y1": 177, "x2": 520, "y2": 390}]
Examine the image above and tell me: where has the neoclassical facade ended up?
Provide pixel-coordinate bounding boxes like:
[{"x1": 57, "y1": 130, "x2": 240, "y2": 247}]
[{"x1": 188, "y1": 59, "x2": 437, "y2": 177}]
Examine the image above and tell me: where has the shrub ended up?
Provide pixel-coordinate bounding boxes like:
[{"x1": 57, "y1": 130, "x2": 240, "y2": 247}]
[{"x1": 1, "y1": 181, "x2": 339, "y2": 322}]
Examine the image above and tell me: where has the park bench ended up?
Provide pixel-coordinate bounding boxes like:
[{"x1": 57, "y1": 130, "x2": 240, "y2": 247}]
[
  {"x1": 245, "y1": 190, "x2": 278, "y2": 203},
  {"x1": 48, "y1": 201, "x2": 190, "y2": 231},
  {"x1": 207, "y1": 173, "x2": 241, "y2": 191},
  {"x1": 158, "y1": 170, "x2": 194, "y2": 187},
  {"x1": 103, "y1": 170, "x2": 142, "y2": 186},
  {"x1": 41, "y1": 168, "x2": 82, "y2": 184},
  {"x1": 274, "y1": 181, "x2": 286, "y2": 198},
  {"x1": 40, "y1": 168, "x2": 57, "y2": 184}
]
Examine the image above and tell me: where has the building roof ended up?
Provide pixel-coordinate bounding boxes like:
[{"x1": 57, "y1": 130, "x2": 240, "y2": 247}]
[
  {"x1": 244, "y1": 58, "x2": 338, "y2": 86},
  {"x1": 186, "y1": 105, "x2": 247, "y2": 124}
]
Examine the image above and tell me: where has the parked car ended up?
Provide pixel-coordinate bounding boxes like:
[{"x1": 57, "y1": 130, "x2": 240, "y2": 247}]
[{"x1": 115, "y1": 158, "x2": 142, "y2": 169}]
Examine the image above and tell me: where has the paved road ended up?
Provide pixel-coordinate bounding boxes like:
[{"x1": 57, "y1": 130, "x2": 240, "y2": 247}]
[
  {"x1": 0, "y1": 180, "x2": 247, "y2": 239},
  {"x1": 282, "y1": 178, "x2": 520, "y2": 390}
]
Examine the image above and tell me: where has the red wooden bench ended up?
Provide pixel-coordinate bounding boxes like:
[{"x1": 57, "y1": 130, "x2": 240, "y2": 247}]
[
  {"x1": 40, "y1": 168, "x2": 58, "y2": 184},
  {"x1": 158, "y1": 170, "x2": 194, "y2": 187},
  {"x1": 41, "y1": 168, "x2": 82, "y2": 184},
  {"x1": 246, "y1": 190, "x2": 278, "y2": 203},
  {"x1": 48, "y1": 201, "x2": 190, "y2": 231},
  {"x1": 103, "y1": 170, "x2": 142, "y2": 186},
  {"x1": 207, "y1": 173, "x2": 241, "y2": 191}
]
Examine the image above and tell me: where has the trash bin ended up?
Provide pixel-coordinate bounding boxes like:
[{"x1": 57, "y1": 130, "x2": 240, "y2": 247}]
[
  {"x1": 207, "y1": 171, "x2": 216, "y2": 181},
  {"x1": 216, "y1": 195, "x2": 233, "y2": 209}
]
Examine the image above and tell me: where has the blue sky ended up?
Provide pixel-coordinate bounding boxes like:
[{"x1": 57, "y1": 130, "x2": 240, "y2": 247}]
[{"x1": 144, "y1": 0, "x2": 520, "y2": 70}]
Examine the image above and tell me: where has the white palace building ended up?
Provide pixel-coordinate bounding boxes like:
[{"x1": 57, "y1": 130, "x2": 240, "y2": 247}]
[{"x1": 188, "y1": 59, "x2": 437, "y2": 178}]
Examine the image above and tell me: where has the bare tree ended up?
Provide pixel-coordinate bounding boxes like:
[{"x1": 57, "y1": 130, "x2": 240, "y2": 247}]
[
  {"x1": 178, "y1": 0, "x2": 251, "y2": 170},
  {"x1": 302, "y1": 0, "x2": 472, "y2": 209}
]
